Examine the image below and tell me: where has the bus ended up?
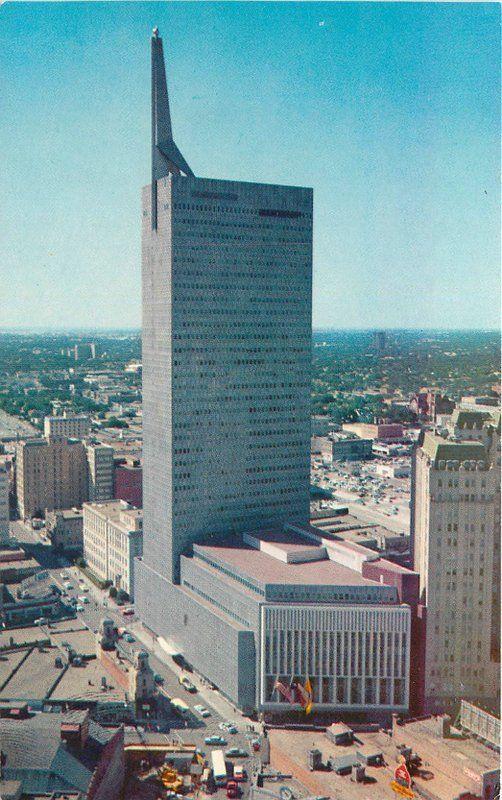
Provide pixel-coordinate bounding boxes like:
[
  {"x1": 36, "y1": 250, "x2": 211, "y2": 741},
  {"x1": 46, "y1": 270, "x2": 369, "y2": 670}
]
[
  {"x1": 170, "y1": 697, "x2": 190, "y2": 719},
  {"x1": 211, "y1": 749, "x2": 227, "y2": 786}
]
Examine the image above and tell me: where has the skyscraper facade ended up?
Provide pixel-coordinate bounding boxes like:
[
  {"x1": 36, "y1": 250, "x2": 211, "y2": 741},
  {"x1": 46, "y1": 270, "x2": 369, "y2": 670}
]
[
  {"x1": 412, "y1": 409, "x2": 501, "y2": 713},
  {"x1": 137, "y1": 30, "x2": 312, "y2": 591},
  {"x1": 136, "y1": 30, "x2": 417, "y2": 717}
]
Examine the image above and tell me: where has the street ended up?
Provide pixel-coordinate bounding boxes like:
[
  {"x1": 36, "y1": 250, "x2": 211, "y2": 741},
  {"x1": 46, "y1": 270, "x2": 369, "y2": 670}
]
[{"x1": 10, "y1": 520, "x2": 264, "y2": 798}]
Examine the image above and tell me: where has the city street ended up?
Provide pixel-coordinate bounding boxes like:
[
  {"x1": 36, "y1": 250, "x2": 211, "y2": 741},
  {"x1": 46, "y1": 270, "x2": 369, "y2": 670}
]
[{"x1": 10, "y1": 521, "x2": 265, "y2": 797}]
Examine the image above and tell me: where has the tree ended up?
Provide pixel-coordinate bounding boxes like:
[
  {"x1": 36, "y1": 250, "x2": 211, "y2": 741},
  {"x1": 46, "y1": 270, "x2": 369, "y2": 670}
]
[
  {"x1": 109, "y1": 586, "x2": 118, "y2": 599},
  {"x1": 116, "y1": 589, "x2": 129, "y2": 605},
  {"x1": 75, "y1": 556, "x2": 87, "y2": 569}
]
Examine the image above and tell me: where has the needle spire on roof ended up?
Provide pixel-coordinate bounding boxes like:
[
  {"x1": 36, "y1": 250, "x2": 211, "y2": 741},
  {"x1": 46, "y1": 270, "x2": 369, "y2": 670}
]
[{"x1": 151, "y1": 28, "x2": 194, "y2": 228}]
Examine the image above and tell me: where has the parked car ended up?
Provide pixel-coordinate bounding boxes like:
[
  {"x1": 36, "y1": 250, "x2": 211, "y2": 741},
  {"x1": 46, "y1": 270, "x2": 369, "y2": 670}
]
[
  {"x1": 34, "y1": 617, "x2": 48, "y2": 626},
  {"x1": 225, "y1": 748, "x2": 248, "y2": 759},
  {"x1": 251, "y1": 739, "x2": 261, "y2": 752},
  {"x1": 204, "y1": 736, "x2": 227, "y2": 746},
  {"x1": 75, "y1": 604, "x2": 84, "y2": 612},
  {"x1": 194, "y1": 704, "x2": 211, "y2": 718},
  {"x1": 219, "y1": 721, "x2": 238, "y2": 734},
  {"x1": 123, "y1": 633, "x2": 135, "y2": 643},
  {"x1": 122, "y1": 607, "x2": 135, "y2": 616},
  {"x1": 233, "y1": 766, "x2": 246, "y2": 782}
]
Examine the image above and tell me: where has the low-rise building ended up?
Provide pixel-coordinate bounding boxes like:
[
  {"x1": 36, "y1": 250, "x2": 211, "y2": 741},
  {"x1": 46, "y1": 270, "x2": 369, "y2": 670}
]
[
  {"x1": 0, "y1": 709, "x2": 124, "y2": 799},
  {"x1": 0, "y1": 572, "x2": 64, "y2": 627},
  {"x1": 312, "y1": 433, "x2": 373, "y2": 463},
  {"x1": 83, "y1": 500, "x2": 143, "y2": 600},
  {"x1": 374, "y1": 463, "x2": 410, "y2": 479},
  {"x1": 142, "y1": 519, "x2": 423, "y2": 718},
  {"x1": 46, "y1": 508, "x2": 84, "y2": 552},
  {"x1": 343, "y1": 422, "x2": 404, "y2": 442}
]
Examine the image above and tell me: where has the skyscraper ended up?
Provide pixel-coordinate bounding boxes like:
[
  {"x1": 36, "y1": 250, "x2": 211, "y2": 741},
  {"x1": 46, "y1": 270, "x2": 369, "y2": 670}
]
[
  {"x1": 136, "y1": 31, "x2": 418, "y2": 716},
  {"x1": 412, "y1": 408, "x2": 501, "y2": 713},
  {"x1": 136, "y1": 29, "x2": 312, "y2": 593}
]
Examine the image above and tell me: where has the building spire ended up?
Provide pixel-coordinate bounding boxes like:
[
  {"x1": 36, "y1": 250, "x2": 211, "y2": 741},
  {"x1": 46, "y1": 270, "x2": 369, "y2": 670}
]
[{"x1": 151, "y1": 28, "x2": 194, "y2": 229}]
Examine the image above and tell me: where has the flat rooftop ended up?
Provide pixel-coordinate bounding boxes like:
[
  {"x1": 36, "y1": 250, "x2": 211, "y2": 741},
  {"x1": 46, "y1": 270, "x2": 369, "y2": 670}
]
[
  {"x1": 0, "y1": 646, "x2": 60, "y2": 701},
  {"x1": 194, "y1": 540, "x2": 382, "y2": 588},
  {"x1": 51, "y1": 657, "x2": 127, "y2": 703},
  {"x1": 269, "y1": 721, "x2": 500, "y2": 800}
]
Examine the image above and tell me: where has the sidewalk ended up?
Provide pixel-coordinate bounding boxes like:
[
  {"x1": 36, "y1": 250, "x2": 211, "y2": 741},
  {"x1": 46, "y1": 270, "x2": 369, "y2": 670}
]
[{"x1": 132, "y1": 622, "x2": 250, "y2": 727}]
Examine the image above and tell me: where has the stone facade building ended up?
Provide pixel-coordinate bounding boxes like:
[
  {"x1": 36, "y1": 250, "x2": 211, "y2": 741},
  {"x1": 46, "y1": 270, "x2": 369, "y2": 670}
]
[
  {"x1": 412, "y1": 409, "x2": 500, "y2": 712},
  {"x1": 16, "y1": 438, "x2": 88, "y2": 520},
  {"x1": 83, "y1": 500, "x2": 143, "y2": 599}
]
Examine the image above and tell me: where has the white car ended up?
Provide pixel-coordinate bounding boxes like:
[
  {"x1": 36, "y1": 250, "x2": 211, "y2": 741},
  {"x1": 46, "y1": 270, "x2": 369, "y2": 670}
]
[
  {"x1": 194, "y1": 704, "x2": 211, "y2": 718},
  {"x1": 78, "y1": 595, "x2": 89, "y2": 604},
  {"x1": 75, "y1": 604, "x2": 84, "y2": 612}
]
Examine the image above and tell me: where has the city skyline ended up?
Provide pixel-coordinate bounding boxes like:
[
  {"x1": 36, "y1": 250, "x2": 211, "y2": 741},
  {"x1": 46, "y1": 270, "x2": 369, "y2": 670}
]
[{"x1": 1, "y1": 2, "x2": 500, "y2": 330}]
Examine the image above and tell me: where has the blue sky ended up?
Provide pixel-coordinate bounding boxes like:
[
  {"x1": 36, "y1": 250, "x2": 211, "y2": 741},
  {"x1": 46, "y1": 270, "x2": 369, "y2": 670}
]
[{"x1": 1, "y1": 2, "x2": 500, "y2": 330}]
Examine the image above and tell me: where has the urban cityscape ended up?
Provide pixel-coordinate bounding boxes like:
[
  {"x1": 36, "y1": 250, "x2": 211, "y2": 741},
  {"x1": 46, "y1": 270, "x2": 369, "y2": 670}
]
[{"x1": 0, "y1": 5, "x2": 500, "y2": 800}]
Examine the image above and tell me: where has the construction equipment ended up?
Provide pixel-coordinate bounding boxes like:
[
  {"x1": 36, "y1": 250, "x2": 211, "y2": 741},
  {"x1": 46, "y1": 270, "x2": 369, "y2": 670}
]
[{"x1": 158, "y1": 766, "x2": 184, "y2": 793}]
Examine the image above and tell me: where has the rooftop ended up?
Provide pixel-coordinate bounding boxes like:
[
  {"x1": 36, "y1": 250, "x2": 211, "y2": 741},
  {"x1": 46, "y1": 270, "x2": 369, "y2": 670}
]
[
  {"x1": 194, "y1": 539, "x2": 384, "y2": 588},
  {"x1": 0, "y1": 710, "x2": 117, "y2": 797},
  {"x1": 421, "y1": 432, "x2": 487, "y2": 465}
]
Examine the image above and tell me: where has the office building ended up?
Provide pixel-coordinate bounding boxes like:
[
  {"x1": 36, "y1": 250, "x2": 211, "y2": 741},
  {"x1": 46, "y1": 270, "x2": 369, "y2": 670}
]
[
  {"x1": 15, "y1": 439, "x2": 88, "y2": 520},
  {"x1": 135, "y1": 30, "x2": 417, "y2": 717},
  {"x1": 83, "y1": 499, "x2": 143, "y2": 599},
  {"x1": 145, "y1": 520, "x2": 418, "y2": 716},
  {"x1": 0, "y1": 458, "x2": 10, "y2": 544},
  {"x1": 86, "y1": 442, "x2": 114, "y2": 501},
  {"x1": 44, "y1": 412, "x2": 90, "y2": 441},
  {"x1": 136, "y1": 27, "x2": 312, "y2": 597},
  {"x1": 412, "y1": 409, "x2": 500, "y2": 713}
]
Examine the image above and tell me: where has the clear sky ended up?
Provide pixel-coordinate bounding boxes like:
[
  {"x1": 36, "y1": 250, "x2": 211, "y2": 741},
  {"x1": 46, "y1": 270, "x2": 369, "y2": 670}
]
[{"x1": 1, "y1": 2, "x2": 500, "y2": 330}]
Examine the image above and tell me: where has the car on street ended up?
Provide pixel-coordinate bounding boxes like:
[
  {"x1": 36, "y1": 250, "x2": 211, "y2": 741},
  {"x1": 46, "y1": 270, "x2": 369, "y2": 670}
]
[
  {"x1": 204, "y1": 736, "x2": 227, "y2": 746},
  {"x1": 63, "y1": 582, "x2": 73, "y2": 590},
  {"x1": 225, "y1": 748, "x2": 248, "y2": 758},
  {"x1": 219, "y1": 721, "x2": 238, "y2": 734},
  {"x1": 179, "y1": 675, "x2": 196, "y2": 693},
  {"x1": 194, "y1": 704, "x2": 211, "y2": 718},
  {"x1": 122, "y1": 607, "x2": 135, "y2": 616},
  {"x1": 123, "y1": 633, "x2": 135, "y2": 643}
]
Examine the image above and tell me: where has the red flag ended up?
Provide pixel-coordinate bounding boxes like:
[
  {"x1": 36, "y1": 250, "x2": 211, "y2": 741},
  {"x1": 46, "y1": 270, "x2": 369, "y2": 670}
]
[
  {"x1": 395, "y1": 763, "x2": 411, "y2": 788},
  {"x1": 274, "y1": 680, "x2": 295, "y2": 704}
]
